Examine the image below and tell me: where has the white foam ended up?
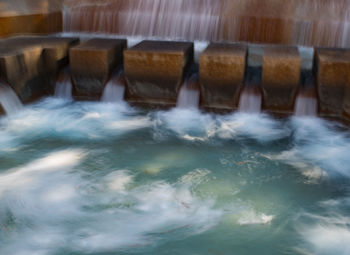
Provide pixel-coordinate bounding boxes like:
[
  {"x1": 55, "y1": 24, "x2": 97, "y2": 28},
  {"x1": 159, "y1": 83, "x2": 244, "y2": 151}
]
[
  {"x1": 238, "y1": 211, "x2": 275, "y2": 225},
  {"x1": 263, "y1": 150, "x2": 328, "y2": 181},
  {"x1": 0, "y1": 149, "x2": 85, "y2": 197},
  {"x1": 290, "y1": 117, "x2": 350, "y2": 178},
  {"x1": 108, "y1": 117, "x2": 153, "y2": 131},
  {"x1": 104, "y1": 170, "x2": 133, "y2": 191},
  {"x1": 215, "y1": 113, "x2": 290, "y2": 142},
  {"x1": 300, "y1": 224, "x2": 350, "y2": 255},
  {"x1": 156, "y1": 108, "x2": 215, "y2": 140},
  {"x1": 0, "y1": 166, "x2": 222, "y2": 254}
]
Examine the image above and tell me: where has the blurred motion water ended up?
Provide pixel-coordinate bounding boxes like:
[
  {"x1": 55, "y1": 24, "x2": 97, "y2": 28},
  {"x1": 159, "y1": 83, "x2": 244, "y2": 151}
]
[
  {"x1": 101, "y1": 72, "x2": 126, "y2": 102},
  {"x1": 55, "y1": 68, "x2": 73, "y2": 100},
  {"x1": 0, "y1": 98, "x2": 349, "y2": 254},
  {"x1": 0, "y1": 82, "x2": 23, "y2": 115}
]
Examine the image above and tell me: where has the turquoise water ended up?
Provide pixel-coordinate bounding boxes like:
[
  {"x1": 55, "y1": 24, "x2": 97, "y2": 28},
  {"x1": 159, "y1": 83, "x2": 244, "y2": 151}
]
[{"x1": 0, "y1": 98, "x2": 350, "y2": 255}]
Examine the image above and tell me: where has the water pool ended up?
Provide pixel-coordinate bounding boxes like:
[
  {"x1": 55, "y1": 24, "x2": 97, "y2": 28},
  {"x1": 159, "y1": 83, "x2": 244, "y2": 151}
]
[{"x1": 0, "y1": 98, "x2": 349, "y2": 255}]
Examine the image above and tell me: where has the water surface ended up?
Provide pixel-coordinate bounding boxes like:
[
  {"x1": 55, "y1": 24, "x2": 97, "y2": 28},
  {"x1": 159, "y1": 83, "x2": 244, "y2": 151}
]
[{"x1": 0, "y1": 98, "x2": 349, "y2": 255}]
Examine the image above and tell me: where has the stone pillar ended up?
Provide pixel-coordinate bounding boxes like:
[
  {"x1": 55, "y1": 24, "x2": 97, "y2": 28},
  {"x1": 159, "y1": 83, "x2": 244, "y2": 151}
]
[
  {"x1": 199, "y1": 43, "x2": 247, "y2": 110},
  {"x1": 70, "y1": 38, "x2": 127, "y2": 100},
  {"x1": 315, "y1": 48, "x2": 350, "y2": 118},
  {"x1": 124, "y1": 40, "x2": 193, "y2": 106},
  {"x1": 262, "y1": 46, "x2": 301, "y2": 113}
]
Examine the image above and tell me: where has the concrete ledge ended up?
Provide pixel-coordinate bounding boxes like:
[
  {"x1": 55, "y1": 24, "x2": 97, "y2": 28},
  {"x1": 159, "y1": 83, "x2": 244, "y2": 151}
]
[
  {"x1": 70, "y1": 38, "x2": 127, "y2": 100},
  {"x1": 199, "y1": 43, "x2": 247, "y2": 110},
  {"x1": 315, "y1": 48, "x2": 350, "y2": 118},
  {"x1": 262, "y1": 46, "x2": 301, "y2": 112},
  {"x1": 124, "y1": 40, "x2": 193, "y2": 105},
  {"x1": 0, "y1": 12, "x2": 62, "y2": 38},
  {"x1": 0, "y1": 36, "x2": 79, "y2": 102}
]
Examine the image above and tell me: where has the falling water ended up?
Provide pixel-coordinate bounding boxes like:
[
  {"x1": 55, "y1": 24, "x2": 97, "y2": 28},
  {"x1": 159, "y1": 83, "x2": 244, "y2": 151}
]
[
  {"x1": 101, "y1": 72, "x2": 126, "y2": 102},
  {"x1": 238, "y1": 87, "x2": 262, "y2": 113},
  {"x1": 294, "y1": 89, "x2": 318, "y2": 116},
  {"x1": 55, "y1": 69, "x2": 73, "y2": 99},
  {"x1": 63, "y1": 0, "x2": 221, "y2": 41},
  {"x1": 177, "y1": 75, "x2": 200, "y2": 109},
  {"x1": 63, "y1": 0, "x2": 350, "y2": 47},
  {"x1": 0, "y1": 82, "x2": 23, "y2": 115}
]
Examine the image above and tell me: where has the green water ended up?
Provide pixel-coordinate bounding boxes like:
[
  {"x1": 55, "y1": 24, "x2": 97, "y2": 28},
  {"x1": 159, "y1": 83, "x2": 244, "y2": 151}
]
[{"x1": 0, "y1": 98, "x2": 349, "y2": 255}]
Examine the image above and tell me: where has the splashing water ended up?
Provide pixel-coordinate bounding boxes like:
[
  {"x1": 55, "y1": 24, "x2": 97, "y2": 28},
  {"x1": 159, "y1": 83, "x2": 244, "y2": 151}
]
[
  {"x1": 0, "y1": 98, "x2": 350, "y2": 254},
  {"x1": 0, "y1": 82, "x2": 23, "y2": 115}
]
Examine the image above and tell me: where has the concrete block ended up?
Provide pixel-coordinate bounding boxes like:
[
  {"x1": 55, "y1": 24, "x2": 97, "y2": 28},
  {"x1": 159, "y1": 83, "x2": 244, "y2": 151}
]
[
  {"x1": 199, "y1": 43, "x2": 247, "y2": 110},
  {"x1": 0, "y1": 36, "x2": 79, "y2": 101},
  {"x1": 262, "y1": 46, "x2": 301, "y2": 112},
  {"x1": 70, "y1": 38, "x2": 127, "y2": 100},
  {"x1": 315, "y1": 48, "x2": 350, "y2": 117},
  {"x1": 124, "y1": 40, "x2": 193, "y2": 105}
]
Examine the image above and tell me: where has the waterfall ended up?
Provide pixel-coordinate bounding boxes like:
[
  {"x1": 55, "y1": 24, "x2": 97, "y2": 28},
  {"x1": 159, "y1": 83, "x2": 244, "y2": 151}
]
[
  {"x1": 55, "y1": 69, "x2": 73, "y2": 100},
  {"x1": 63, "y1": 0, "x2": 222, "y2": 41},
  {"x1": 294, "y1": 89, "x2": 318, "y2": 116},
  {"x1": 63, "y1": 0, "x2": 350, "y2": 47},
  {"x1": 177, "y1": 75, "x2": 200, "y2": 109},
  {"x1": 238, "y1": 87, "x2": 262, "y2": 113},
  {"x1": 0, "y1": 82, "x2": 23, "y2": 115},
  {"x1": 101, "y1": 72, "x2": 125, "y2": 102}
]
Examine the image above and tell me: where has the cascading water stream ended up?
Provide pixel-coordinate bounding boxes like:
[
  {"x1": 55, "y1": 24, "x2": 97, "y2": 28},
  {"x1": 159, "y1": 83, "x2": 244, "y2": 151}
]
[
  {"x1": 294, "y1": 88, "x2": 318, "y2": 116},
  {"x1": 0, "y1": 82, "x2": 23, "y2": 115},
  {"x1": 101, "y1": 71, "x2": 126, "y2": 102},
  {"x1": 238, "y1": 87, "x2": 262, "y2": 113},
  {"x1": 63, "y1": 0, "x2": 222, "y2": 41},
  {"x1": 63, "y1": 0, "x2": 350, "y2": 47},
  {"x1": 55, "y1": 68, "x2": 73, "y2": 100},
  {"x1": 177, "y1": 74, "x2": 200, "y2": 109}
]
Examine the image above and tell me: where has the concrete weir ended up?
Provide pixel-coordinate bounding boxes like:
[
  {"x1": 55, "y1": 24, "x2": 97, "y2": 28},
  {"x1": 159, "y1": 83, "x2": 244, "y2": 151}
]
[
  {"x1": 0, "y1": 36, "x2": 79, "y2": 102},
  {"x1": 262, "y1": 46, "x2": 301, "y2": 113},
  {"x1": 69, "y1": 38, "x2": 126, "y2": 100},
  {"x1": 199, "y1": 43, "x2": 247, "y2": 111},
  {"x1": 124, "y1": 40, "x2": 193, "y2": 106},
  {"x1": 1, "y1": 35, "x2": 350, "y2": 124}
]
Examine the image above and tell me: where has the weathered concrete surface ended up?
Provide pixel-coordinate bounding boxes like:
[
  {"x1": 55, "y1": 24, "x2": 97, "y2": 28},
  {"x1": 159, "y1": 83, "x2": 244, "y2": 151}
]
[
  {"x1": 0, "y1": 0, "x2": 62, "y2": 16},
  {"x1": 199, "y1": 43, "x2": 247, "y2": 110},
  {"x1": 0, "y1": 0, "x2": 63, "y2": 37},
  {"x1": 124, "y1": 40, "x2": 193, "y2": 105},
  {"x1": 342, "y1": 63, "x2": 350, "y2": 121},
  {"x1": 315, "y1": 48, "x2": 350, "y2": 117},
  {"x1": 70, "y1": 38, "x2": 126, "y2": 100},
  {"x1": 262, "y1": 46, "x2": 301, "y2": 112},
  {"x1": 0, "y1": 36, "x2": 79, "y2": 102},
  {"x1": 0, "y1": 12, "x2": 62, "y2": 38}
]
